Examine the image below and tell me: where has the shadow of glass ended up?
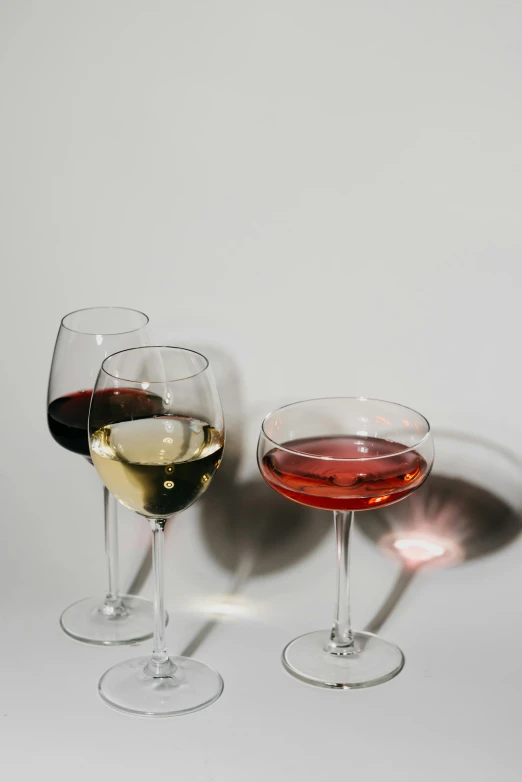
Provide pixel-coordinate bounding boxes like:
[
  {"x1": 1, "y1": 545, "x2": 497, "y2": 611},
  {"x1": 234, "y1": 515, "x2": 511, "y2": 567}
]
[
  {"x1": 199, "y1": 472, "x2": 328, "y2": 577},
  {"x1": 359, "y1": 430, "x2": 522, "y2": 634},
  {"x1": 125, "y1": 338, "x2": 244, "y2": 598},
  {"x1": 180, "y1": 475, "x2": 328, "y2": 657},
  {"x1": 124, "y1": 343, "x2": 330, "y2": 655}
]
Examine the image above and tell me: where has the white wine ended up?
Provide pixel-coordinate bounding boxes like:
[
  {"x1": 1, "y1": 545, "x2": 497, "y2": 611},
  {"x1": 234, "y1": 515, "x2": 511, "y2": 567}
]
[{"x1": 90, "y1": 416, "x2": 224, "y2": 517}]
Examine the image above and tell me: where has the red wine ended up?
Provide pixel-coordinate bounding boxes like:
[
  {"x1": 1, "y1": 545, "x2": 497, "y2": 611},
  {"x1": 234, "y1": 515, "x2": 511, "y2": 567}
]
[
  {"x1": 260, "y1": 435, "x2": 429, "y2": 511},
  {"x1": 48, "y1": 390, "x2": 93, "y2": 456},
  {"x1": 48, "y1": 389, "x2": 163, "y2": 458}
]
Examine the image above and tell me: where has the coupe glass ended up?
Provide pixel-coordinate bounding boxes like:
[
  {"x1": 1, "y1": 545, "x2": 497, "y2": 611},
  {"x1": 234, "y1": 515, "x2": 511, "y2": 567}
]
[
  {"x1": 47, "y1": 307, "x2": 154, "y2": 644},
  {"x1": 258, "y1": 397, "x2": 434, "y2": 688},
  {"x1": 89, "y1": 346, "x2": 225, "y2": 716}
]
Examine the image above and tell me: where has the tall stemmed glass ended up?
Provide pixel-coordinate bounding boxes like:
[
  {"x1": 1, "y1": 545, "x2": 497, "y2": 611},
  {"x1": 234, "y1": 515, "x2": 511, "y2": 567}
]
[
  {"x1": 47, "y1": 307, "x2": 155, "y2": 644},
  {"x1": 89, "y1": 346, "x2": 225, "y2": 716},
  {"x1": 258, "y1": 397, "x2": 434, "y2": 689}
]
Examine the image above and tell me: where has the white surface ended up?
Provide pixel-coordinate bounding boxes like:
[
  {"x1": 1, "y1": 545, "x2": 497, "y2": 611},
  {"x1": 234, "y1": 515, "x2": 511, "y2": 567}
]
[{"x1": 1, "y1": 1, "x2": 522, "y2": 780}]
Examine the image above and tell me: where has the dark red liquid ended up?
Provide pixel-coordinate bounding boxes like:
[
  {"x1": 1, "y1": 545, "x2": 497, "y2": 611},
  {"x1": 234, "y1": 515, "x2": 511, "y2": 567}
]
[
  {"x1": 260, "y1": 435, "x2": 429, "y2": 511},
  {"x1": 48, "y1": 389, "x2": 163, "y2": 458},
  {"x1": 48, "y1": 390, "x2": 93, "y2": 456}
]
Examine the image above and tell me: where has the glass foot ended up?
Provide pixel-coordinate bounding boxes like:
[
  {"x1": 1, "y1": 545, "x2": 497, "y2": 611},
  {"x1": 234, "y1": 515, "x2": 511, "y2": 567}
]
[
  {"x1": 98, "y1": 656, "x2": 224, "y2": 716},
  {"x1": 60, "y1": 595, "x2": 160, "y2": 645},
  {"x1": 282, "y1": 630, "x2": 405, "y2": 689}
]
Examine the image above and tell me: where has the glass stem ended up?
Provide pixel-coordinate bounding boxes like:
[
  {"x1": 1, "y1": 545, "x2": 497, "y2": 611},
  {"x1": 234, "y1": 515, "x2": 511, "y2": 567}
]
[
  {"x1": 101, "y1": 487, "x2": 126, "y2": 618},
  {"x1": 328, "y1": 510, "x2": 356, "y2": 654},
  {"x1": 145, "y1": 519, "x2": 176, "y2": 677}
]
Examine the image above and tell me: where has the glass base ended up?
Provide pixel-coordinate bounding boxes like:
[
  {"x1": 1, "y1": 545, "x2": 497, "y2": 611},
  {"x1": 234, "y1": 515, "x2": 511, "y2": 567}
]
[
  {"x1": 282, "y1": 630, "x2": 405, "y2": 689},
  {"x1": 60, "y1": 595, "x2": 160, "y2": 646},
  {"x1": 98, "y1": 656, "x2": 224, "y2": 716}
]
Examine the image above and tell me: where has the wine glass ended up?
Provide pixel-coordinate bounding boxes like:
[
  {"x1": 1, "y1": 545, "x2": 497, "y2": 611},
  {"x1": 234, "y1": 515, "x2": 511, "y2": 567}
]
[
  {"x1": 257, "y1": 397, "x2": 434, "y2": 689},
  {"x1": 89, "y1": 346, "x2": 225, "y2": 716},
  {"x1": 47, "y1": 307, "x2": 155, "y2": 644}
]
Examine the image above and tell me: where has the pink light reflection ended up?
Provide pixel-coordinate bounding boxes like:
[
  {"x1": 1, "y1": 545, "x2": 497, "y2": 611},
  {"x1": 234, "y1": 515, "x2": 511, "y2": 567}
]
[{"x1": 380, "y1": 530, "x2": 464, "y2": 570}]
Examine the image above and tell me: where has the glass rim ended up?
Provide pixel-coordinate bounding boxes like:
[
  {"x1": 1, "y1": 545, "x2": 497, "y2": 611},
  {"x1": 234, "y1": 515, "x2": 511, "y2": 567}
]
[
  {"x1": 100, "y1": 345, "x2": 210, "y2": 383},
  {"x1": 260, "y1": 396, "x2": 432, "y2": 461},
  {"x1": 60, "y1": 306, "x2": 149, "y2": 335}
]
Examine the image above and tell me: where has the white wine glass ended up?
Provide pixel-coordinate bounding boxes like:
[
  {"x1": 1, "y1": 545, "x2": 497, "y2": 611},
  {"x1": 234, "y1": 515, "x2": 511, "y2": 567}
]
[{"x1": 89, "y1": 346, "x2": 225, "y2": 716}]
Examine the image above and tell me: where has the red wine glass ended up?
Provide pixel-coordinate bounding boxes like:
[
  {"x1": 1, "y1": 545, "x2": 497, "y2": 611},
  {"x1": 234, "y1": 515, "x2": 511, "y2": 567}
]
[
  {"x1": 258, "y1": 397, "x2": 434, "y2": 688},
  {"x1": 47, "y1": 307, "x2": 156, "y2": 644}
]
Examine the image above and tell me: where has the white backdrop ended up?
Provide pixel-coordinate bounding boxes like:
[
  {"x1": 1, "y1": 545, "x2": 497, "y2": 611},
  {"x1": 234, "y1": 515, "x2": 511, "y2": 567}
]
[{"x1": 1, "y1": 2, "x2": 521, "y2": 780}]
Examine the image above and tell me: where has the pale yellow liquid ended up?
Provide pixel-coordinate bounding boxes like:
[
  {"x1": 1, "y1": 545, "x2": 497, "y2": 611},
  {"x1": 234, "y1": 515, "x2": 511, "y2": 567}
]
[{"x1": 91, "y1": 416, "x2": 223, "y2": 517}]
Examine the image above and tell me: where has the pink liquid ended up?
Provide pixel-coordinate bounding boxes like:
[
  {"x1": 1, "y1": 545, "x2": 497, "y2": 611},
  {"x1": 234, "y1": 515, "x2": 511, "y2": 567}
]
[{"x1": 260, "y1": 435, "x2": 428, "y2": 511}]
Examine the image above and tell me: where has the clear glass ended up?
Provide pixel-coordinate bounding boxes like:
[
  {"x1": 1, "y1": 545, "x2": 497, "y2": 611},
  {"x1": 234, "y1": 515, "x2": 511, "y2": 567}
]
[
  {"x1": 89, "y1": 346, "x2": 224, "y2": 716},
  {"x1": 47, "y1": 307, "x2": 155, "y2": 644},
  {"x1": 257, "y1": 397, "x2": 434, "y2": 688}
]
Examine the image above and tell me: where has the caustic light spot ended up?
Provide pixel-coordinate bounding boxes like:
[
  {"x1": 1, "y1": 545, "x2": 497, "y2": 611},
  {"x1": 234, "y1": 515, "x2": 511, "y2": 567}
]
[{"x1": 393, "y1": 538, "x2": 445, "y2": 563}]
